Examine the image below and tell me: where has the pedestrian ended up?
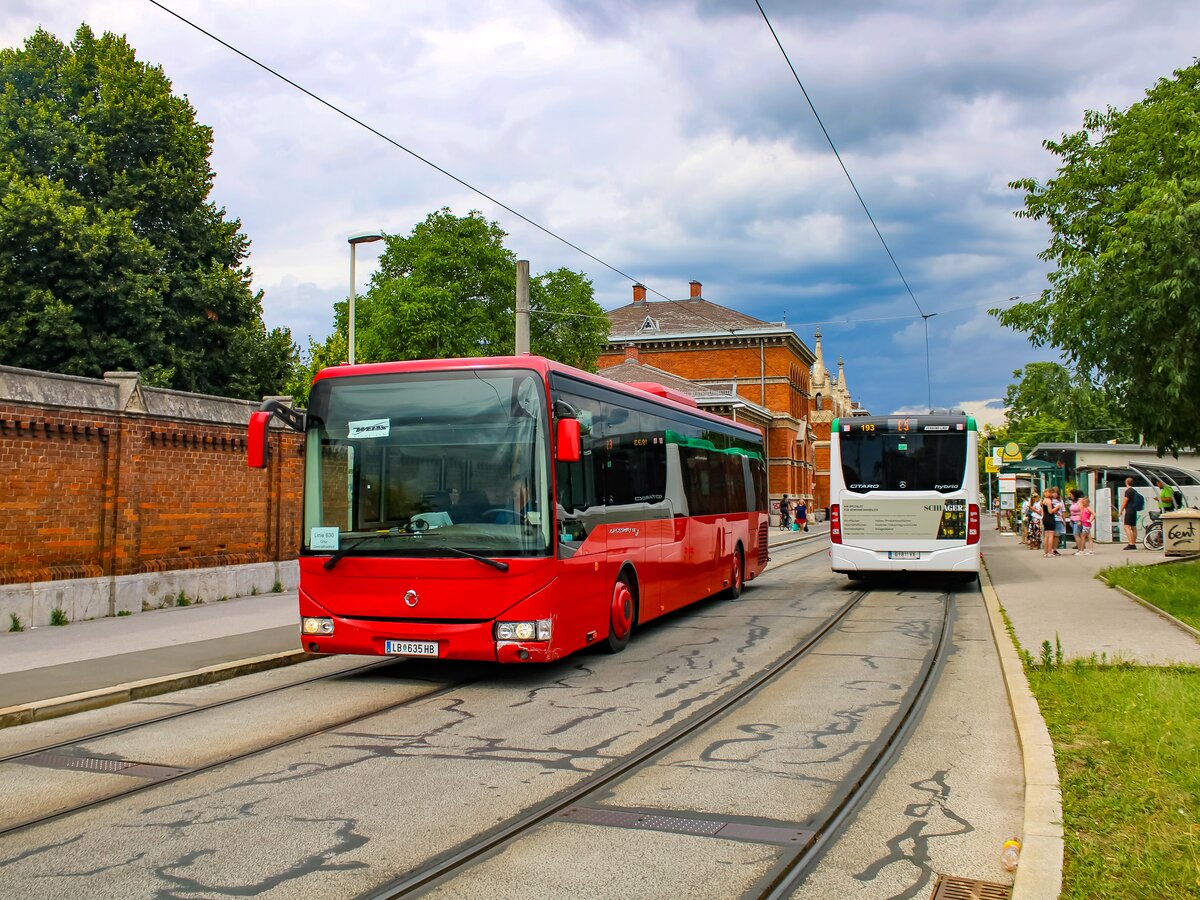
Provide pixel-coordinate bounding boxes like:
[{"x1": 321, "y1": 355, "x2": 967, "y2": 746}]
[
  {"x1": 1041, "y1": 489, "x2": 1058, "y2": 557},
  {"x1": 1118, "y1": 476, "x2": 1140, "y2": 550},
  {"x1": 1053, "y1": 488, "x2": 1068, "y2": 555},
  {"x1": 797, "y1": 499, "x2": 808, "y2": 532},
  {"x1": 779, "y1": 494, "x2": 791, "y2": 531},
  {"x1": 1069, "y1": 490, "x2": 1084, "y2": 554},
  {"x1": 1078, "y1": 496, "x2": 1094, "y2": 555},
  {"x1": 1026, "y1": 492, "x2": 1041, "y2": 549},
  {"x1": 1156, "y1": 478, "x2": 1177, "y2": 513}
]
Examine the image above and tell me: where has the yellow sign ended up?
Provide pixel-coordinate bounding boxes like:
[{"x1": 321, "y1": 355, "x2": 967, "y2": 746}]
[
  {"x1": 985, "y1": 458, "x2": 999, "y2": 473},
  {"x1": 1001, "y1": 441, "x2": 1023, "y2": 462}
]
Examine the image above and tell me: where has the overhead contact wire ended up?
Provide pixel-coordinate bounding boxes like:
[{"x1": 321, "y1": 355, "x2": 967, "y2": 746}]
[{"x1": 145, "y1": 0, "x2": 670, "y2": 301}]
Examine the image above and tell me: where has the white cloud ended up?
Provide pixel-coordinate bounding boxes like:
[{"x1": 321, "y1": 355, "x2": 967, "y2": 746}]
[{"x1": 4, "y1": 0, "x2": 1193, "y2": 412}]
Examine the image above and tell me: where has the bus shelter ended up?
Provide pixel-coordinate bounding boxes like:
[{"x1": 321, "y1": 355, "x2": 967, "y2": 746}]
[{"x1": 999, "y1": 458, "x2": 1064, "y2": 494}]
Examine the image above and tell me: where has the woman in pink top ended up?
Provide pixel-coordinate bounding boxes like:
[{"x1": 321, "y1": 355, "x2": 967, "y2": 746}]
[
  {"x1": 1069, "y1": 492, "x2": 1084, "y2": 553},
  {"x1": 1078, "y1": 497, "x2": 1094, "y2": 555}
]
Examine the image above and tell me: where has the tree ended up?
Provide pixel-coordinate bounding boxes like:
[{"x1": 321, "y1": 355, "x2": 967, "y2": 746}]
[
  {"x1": 1003, "y1": 362, "x2": 1133, "y2": 445},
  {"x1": 0, "y1": 25, "x2": 295, "y2": 398},
  {"x1": 994, "y1": 60, "x2": 1200, "y2": 452},
  {"x1": 298, "y1": 209, "x2": 610, "y2": 401}
]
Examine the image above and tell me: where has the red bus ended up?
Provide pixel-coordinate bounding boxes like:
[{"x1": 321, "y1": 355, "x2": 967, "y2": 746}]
[{"x1": 248, "y1": 356, "x2": 769, "y2": 663}]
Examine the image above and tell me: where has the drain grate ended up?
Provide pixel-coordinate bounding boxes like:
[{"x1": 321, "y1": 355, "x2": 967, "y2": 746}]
[
  {"x1": 19, "y1": 752, "x2": 188, "y2": 779},
  {"x1": 930, "y1": 874, "x2": 1012, "y2": 900},
  {"x1": 557, "y1": 805, "x2": 811, "y2": 846}
]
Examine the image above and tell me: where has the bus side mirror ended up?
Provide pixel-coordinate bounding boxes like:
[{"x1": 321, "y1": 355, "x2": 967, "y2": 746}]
[
  {"x1": 248, "y1": 410, "x2": 271, "y2": 468},
  {"x1": 556, "y1": 418, "x2": 581, "y2": 462}
]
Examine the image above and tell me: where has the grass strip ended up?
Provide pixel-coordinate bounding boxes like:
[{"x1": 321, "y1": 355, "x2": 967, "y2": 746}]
[
  {"x1": 1099, "y1": 559, "x2": 1200, "y2": 631},
  {"x1": 1028, "y1": 664, "x2": 1200, "y2": 899}
]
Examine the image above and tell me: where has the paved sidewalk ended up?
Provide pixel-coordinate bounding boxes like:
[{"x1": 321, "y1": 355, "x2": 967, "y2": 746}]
[
  {"x1": 980, "y1": 528, "x2": 1200, "y2": 665},
  {"x1": 0, "y1": 592, "x2": 300, "y2": 711}
]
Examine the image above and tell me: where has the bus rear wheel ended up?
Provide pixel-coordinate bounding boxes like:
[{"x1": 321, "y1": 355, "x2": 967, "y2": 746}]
[
  {"x1": 605, "y1": 575, "x2": 635, "y2": 653},
  {"x1": 724, "y1": 547, "x2": 744, "y2": 599}
]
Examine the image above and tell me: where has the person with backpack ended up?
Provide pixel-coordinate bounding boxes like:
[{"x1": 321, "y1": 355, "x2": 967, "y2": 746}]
[{"x1": 1119, "y1": 476, "x2": 1143, "y2": 550}]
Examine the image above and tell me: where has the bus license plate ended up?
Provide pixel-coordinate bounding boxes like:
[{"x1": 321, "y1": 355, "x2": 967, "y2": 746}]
[
  {"x1": 384, "y1": 640, "x2": 439, "y2": 657},
  {"x1": 888, "y1": 551, "x2": 921, "y2": 560}
]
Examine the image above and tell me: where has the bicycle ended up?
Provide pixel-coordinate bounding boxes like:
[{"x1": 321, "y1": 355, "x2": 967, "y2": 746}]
[{"x1": 1143, "y1": 510, "x2": 1164, "y2": 551}]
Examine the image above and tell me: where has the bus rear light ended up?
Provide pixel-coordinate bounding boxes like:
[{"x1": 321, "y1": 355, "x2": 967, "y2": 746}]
[
  {"x1": 830, "y1": 504, "x2": 842, "y2": 544},
  {"x1": 967, "y1": 503, "x2": 980, "y2": 545},
  {"x1": 302, "y1": 616, "x2": 334, "y2": 635}
]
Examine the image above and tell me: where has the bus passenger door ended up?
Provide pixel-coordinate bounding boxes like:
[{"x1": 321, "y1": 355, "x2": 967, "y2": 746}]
[
  {"x1": 553, "y1": 391, "x2": 607, "y2": 648},
  {"x1": 599, "y1": 402, "x2": 650, "y2": 616}
]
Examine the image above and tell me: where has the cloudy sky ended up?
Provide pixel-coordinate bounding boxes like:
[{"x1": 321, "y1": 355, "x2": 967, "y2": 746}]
[{"x1": 5, "y1": 1, "x2": 1197, "y2": 421}]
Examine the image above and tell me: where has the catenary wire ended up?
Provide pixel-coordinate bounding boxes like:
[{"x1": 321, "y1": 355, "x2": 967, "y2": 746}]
[
  {"x1": 754, "y1": 0, "x2": 937, "y2": 408},
  {"x1": 145, "y1": 0, "x2": 672, "y2": 301}
]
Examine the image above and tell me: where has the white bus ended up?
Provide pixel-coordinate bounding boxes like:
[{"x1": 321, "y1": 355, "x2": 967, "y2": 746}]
[{"x1": 829, "y1": 412, "x2": 981, "y2": 581}]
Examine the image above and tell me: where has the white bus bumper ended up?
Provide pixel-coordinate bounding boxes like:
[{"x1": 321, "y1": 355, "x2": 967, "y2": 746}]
[{"x1": 830, "y1": 543, "x2": 980, "y2": 574}]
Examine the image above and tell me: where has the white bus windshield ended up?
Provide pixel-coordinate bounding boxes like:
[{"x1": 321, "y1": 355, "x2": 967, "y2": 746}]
[{"x1": 839, "y1": 420, "x2": 967, "y2": 493}]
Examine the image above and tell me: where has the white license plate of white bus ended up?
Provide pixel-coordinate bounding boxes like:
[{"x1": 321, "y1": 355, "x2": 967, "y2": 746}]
[
  {"x1": 888, "y1": 551, "x2": 921, "y2": 560},
  {"x1": 384, "y1": 640, "x2": 439, "y2": 657}
]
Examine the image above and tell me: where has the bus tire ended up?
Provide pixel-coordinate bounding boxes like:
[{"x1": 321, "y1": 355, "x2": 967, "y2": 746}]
[
  {"x1": 724, "y1": 546, "x2": 744, "y2": 599},
  {"x1": 605, "y1": 573, "x2": 636, "y2": 653}
]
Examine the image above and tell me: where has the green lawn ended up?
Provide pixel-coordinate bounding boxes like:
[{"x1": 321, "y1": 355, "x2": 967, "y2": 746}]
[
  {"x1": 1028, "y1": 665, "x2": 1200, "y2": 899},
  {"x1": 1100, "y1": 559, "x2": 1200, "y2": 631}
]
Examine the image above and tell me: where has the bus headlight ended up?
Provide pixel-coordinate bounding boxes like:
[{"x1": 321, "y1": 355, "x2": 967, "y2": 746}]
[
  {"x1": 302, "y1": 617, "x2": 334, "y2": 635},
  {"x1": 495, "y1": 619, "x2": 552, "y2": 642}
]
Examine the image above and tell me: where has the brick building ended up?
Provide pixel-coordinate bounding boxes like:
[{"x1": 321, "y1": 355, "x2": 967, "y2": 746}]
[
  {"x1": 598, "y1": 281, "x2": 817, "y2": 508},
  {"x1": 809, "y1": 327, "x2": 869, "y2": 514},
  {"x1": 0, "y1": 366, "x2": 302, "y2": 626}
]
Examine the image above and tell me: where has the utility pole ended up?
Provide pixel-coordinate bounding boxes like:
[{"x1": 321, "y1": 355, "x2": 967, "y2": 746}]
[{"x1": 515, "y1": 260, "x2": 530, "y2": 355}]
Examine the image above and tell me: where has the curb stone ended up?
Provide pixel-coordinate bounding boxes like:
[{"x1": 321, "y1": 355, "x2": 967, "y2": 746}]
[
  {"x1": 0, "y1": 649, "x2": 313, "y2": 730},
  {"x1": 980, "y1": 557, "x2": 1064, "y2": 900}
]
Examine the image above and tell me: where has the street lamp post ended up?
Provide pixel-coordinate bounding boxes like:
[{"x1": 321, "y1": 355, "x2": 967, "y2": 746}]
[{"x1": 347, "y1": 232, "x2": 385, "y2": 364}]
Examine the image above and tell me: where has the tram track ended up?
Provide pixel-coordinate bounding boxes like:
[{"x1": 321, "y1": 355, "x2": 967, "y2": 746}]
[
  {"x1": 0, "y1": 656, "x2": 398, "y2": 767},
  {"x1": 361, "y1": 578, "x2": 956, "y2": 900},
  {"x1": 0, "y1": 671, "x2": 484, "y2": 839}
]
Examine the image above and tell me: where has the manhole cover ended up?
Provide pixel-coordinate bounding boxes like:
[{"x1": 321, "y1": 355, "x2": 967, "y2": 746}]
[
  {"x1": 930, "y1": 874, "x2": 1012, "y2": 900},
  {"x1": 19, "y1": 752, "x2": 188, "y2": 779}
]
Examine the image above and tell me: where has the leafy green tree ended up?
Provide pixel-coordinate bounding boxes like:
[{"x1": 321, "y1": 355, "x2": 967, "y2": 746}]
[
  {"x1": 995, "y1": 61, "x2": 1200, "y2": 452},
  {"x1": 0, "y1": 25, "x2": 295, "y2": 398},
  {"x1": 1003, "y1": 362, "x2": 1133, "y2": 444},
  {"x1": 297, "y1": 209, "x2": 610, "y2": 402}
]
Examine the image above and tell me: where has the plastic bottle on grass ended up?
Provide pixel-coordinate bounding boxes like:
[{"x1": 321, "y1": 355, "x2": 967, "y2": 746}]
[{"x1": 1000, "y1": 838, "x2": 1021, "y2": 872}]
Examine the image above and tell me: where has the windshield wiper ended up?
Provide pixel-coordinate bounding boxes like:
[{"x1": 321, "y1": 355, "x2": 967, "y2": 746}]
[
  {"x1": 441, "y1": 546, "x2": 509, "y2": 571},
  {"x1": 322, "y1": 533, "x2": 402, "y2": 571},
  {"x1": 322, "y1": 535, "x2": 509, "y2": 572}
]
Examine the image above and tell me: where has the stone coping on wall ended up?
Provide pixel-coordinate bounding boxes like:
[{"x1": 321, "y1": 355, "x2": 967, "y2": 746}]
[
  {"x1": 0, "y1": 560, "x2": 299, "y2": 628},
  {"x1": 0, "y1": 365, "x2": 298, "y2": 427}
]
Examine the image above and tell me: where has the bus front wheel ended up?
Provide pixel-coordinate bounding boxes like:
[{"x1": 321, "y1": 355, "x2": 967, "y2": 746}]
[{"x1": 606, "y1": 574, "x2": 635, "y2": 653}]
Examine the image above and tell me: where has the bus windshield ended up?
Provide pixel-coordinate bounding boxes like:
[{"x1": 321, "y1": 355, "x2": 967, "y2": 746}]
[
  {"x1": 839, "y1": 428, "x2": 967, "y2": 493},
  {"x1": 302, "y1": 368, "x2": 552, "y2": 557}
]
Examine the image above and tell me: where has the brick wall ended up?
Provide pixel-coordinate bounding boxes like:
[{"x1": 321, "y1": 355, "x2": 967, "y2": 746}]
[{"x1": 0, "y1": 367, "x2": 301, "y2": 586}]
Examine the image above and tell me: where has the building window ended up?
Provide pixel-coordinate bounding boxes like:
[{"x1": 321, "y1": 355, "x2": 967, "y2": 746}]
[{"x1": 815, "y1": 393, "x2": 823, "y2": 411}]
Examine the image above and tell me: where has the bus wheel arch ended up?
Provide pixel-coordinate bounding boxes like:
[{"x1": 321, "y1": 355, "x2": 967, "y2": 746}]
[
  {"x1": 605, "y1": 566, "x2": 638, "y2": 654},
  {"x1": 724, "y1": 544, "x2": 745, "y2": 599}
]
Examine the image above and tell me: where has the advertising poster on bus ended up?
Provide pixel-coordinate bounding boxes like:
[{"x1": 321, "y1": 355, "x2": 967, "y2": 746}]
[{"x1": 840, "y1": 497, "x2": 968, "y2": 541}]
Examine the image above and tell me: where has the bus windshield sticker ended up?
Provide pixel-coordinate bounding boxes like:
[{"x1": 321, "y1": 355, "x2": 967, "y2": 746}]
[
  {"x1": 310, "y1": 526, "x2": 340, "y2": 550},
  {"x1": 347, "y1": 418, "x2": 390, "y2": 439}
]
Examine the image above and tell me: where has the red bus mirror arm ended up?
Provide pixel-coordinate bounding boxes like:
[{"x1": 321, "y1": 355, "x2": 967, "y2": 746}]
[
  {"x1": 247, "y1": 400, "x2": 306, "y2": 469},
  {"x1": 556, "y1": 417, "x2": 581, "y2": 463}
]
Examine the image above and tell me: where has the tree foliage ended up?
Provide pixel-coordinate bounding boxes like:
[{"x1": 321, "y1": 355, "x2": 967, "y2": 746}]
[
  {"x1": 295, "y1": 208, "x2": 610, "y2": 402},
  {"x1": 1003, "y1": 362, "x2": 1133, "y2": 446},
  {"x1": 994, "y1": 60, "x2": 1200, "y2": 452},
  {"x1": 0, "y1": 25, "x2": 295, "y2": 398}
]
